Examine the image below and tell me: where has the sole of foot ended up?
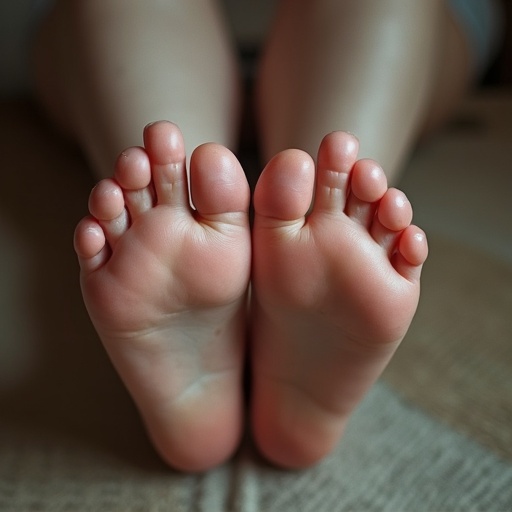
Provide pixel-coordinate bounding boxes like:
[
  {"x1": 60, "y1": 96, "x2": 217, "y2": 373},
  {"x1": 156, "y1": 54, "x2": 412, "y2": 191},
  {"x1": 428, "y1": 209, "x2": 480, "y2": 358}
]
[
  {"x1": 251, "y1": 131, "x2": 428, "y2": 469},
  {"x1": 74, "y1": 121, "x2": 251, "y2": 472}
]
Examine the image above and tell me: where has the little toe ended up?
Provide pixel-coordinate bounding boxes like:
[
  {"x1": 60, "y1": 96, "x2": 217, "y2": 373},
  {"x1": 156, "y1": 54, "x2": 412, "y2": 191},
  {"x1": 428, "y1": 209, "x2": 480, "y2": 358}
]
[
  {"x1": 189, "y1": 143, "x2": 250, "y2": 221},
  {"x1": 143, "y1": 121, "x2": 189, "y2": 208},
  {"x1": 115, "y1": 146, "x2": 155, "y2": 218},
  {"x1": 74, "y1": 217, "x2": 109, "y2": 273},
  {"x1": 254, "y1": 149, "x2": 315, "y2": 225},
  {"x1": 345, "y1": 159, "x2": 388, "y2": 227},
  {"x1": 370, "y1": 188, "x2": 413, "y2": 255},
  {"x1": 88, "y1": 179, "x2": 129, "y2": 247},
  {"x1": 393, "y1": 226, "x2": 429, "y2": 281},
  {"x1": 313, "y1": 131, "x2": 359, "y2": 215}
]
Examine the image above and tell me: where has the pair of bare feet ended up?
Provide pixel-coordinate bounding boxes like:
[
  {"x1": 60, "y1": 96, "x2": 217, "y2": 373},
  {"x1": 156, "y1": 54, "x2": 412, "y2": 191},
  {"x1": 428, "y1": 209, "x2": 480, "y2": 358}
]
[{"x1": 74, "y1": 121, "x2": 428, "y2": 473}]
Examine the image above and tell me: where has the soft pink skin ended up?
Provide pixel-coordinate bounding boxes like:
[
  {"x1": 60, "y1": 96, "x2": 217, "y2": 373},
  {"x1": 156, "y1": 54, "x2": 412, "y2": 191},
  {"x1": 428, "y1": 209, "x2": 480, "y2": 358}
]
[
  {"x1": 75, "y1": 124, "x2": 428, "y2": 471},
  {"x1": 74, "y1": 121, "x2": 251, "y2": 472},
  {"x1": 251, "y1": 131, "x2": 428, "y2": 469}
]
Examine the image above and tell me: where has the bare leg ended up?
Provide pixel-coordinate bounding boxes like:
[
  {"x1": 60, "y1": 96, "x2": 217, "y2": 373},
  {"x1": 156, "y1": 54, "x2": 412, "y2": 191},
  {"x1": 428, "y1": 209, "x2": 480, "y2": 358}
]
[
  {"x1": 251, "y1": 132, "x2": 428, "y2": 468},
  {"x1": 256, "y1": 0, "x2": 472, "y2": 184},
  {"x1": 33, "y1": 0, "x2": 241, "y2": 179}
]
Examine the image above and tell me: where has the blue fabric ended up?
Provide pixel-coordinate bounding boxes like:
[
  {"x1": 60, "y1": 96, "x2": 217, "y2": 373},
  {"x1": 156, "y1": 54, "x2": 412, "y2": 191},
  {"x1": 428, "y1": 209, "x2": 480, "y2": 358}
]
[{"x1": 448, "y1": 0, "x2": 505, "y2": 76}]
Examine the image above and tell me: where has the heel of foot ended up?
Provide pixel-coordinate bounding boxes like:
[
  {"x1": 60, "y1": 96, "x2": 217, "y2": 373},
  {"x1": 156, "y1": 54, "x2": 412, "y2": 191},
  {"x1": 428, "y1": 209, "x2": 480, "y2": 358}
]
[
  {"x1": 148, "y1": 402, "x2": 244, "y2": 472},
  {"x1": 252, "y1": 382, "x2": 346, "y2": 469}
]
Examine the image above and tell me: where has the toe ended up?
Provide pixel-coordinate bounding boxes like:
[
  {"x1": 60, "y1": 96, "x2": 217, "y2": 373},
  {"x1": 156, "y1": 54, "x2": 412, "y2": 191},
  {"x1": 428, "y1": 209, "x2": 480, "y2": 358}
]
[
  {"x1": 88, "y1": 179, "x2": 129, "y2": 247},
  {"x1": 313, "y1": 131, "x2": 359, "y2": 215},
  {"x1": 89, "y1": 179, "x2": 124, "y2": 220},
  {"x1": 393, "y1": 226, "x2": 428, "y2": 282},
  {"x1": 399, "y1": 226, "x2": 428, "y2": 266},
  {"x1": 254, "y1": 149, "x2": 315, "y2": 224},
  {"x1": 143, "y1": 121, "x2": 189, "y2": 208},
  {"x1": 74, "y1": 217, "x2": 109, "y2": 273},
  {"x1": 376, "y1": 188, "x2": 412, "y2": 231},
  {"x1": 189, "y1": 143, "x2": 249, "y2": 221},
  {"x1": 345, "y1": 159, "x2": 388, "y2": 227},
  {"x1": 115, "y1": 146, "x2": 155, "y2": 218},
  {"x1": 371, "y1": 189, "x2": 413, "y2": 255}
]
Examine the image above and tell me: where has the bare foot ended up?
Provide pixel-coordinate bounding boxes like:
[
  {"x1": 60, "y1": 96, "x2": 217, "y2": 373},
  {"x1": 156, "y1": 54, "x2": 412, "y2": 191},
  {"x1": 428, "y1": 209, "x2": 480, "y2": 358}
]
[
  {"x1": 74, "y1": 122, "x2": 251, "y2": 472},
  {"x1": 251, "y1": 132, "x2": 428, "y2": 469}
]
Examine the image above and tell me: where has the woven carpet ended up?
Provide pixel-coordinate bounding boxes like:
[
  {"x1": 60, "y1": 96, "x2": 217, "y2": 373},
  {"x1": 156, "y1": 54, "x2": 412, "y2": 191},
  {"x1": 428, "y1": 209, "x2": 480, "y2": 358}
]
[{"x1": 0, "y1": 98, "x2": 511, "y2": 511}]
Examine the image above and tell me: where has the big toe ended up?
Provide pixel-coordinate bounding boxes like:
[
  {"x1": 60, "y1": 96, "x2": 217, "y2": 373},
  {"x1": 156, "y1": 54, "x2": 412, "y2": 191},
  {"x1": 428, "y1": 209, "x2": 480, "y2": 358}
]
[
  {"x1": 190, "y1": 143, "x2": 250, "y2": 220},
  {"x1": 254, "y1": 149, "x2": 315, "y2": 224}
]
